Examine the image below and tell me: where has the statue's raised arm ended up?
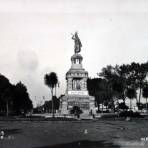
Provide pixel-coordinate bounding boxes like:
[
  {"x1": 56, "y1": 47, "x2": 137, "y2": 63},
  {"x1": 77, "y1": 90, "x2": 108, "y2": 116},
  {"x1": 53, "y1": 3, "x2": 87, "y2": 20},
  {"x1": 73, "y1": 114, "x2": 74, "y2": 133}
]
[{"x1": 72, "y1": 32, "x2": 82, "y2": 54}]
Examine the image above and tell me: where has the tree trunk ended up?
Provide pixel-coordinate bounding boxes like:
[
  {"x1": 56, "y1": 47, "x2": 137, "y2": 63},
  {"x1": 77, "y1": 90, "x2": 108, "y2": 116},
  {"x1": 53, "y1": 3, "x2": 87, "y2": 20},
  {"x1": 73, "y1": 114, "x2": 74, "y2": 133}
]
[
  {"x1": 135, "y1": 95, "x2": 138, "y2": 104},
  {"x1": 51, "y1": 89, "x2": 54, "y2": 118},
  {"x1": 130, "y1": 99, "x2": 132, "y2": 118},
  {"x1": 112, "y1": 99, "x2": 115, "y2": 113},
  {"x1": 123, "y1": 90, "x2": 126, "y2": 104},
  {"x1": 130, "y1": 99, "x2": 132, "y2": 111},
  {"x1": 55, "y1": 85, "x2": 57, "y2": 97},
  {"x1": 117, "y1": 98, "x2": 119, "y2": 117},
  {"x1": 123, "y1": 98, "x2": 125, "y2": 104},
  {"x1": 102, "y1": 103, "x2": 103, "y2": 113},
  {"x1": 138, "y1": 87, "x2": 142, "y2": 104},
  {"x1": 146, "y1": 98, "x2": 148, "y2": 110},
  {"x1": 6, "y1": 100, "x2": 9, "y2": 117}
]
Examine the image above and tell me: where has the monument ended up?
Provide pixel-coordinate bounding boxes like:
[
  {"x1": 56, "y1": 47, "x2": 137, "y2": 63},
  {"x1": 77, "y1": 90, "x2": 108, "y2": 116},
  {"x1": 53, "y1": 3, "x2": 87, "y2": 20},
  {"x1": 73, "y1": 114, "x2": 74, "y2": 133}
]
[{"x1": 60, "y1": 32, "x2": 96, "y2": 116}]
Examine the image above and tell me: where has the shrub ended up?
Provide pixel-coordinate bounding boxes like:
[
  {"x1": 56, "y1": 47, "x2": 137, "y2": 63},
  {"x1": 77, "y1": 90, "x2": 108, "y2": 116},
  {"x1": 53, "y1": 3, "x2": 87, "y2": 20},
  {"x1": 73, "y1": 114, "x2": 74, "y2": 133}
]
[{"x1": 119, "y1": 111, "x2": 141, "y2": 117}]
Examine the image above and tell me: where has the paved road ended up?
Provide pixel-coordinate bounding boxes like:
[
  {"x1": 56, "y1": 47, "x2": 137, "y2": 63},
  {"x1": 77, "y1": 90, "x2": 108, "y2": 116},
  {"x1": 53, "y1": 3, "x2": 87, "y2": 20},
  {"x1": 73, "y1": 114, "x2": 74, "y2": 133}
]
[{"x1": 0, "y1": 119, "x2": 148, "y2": 148}]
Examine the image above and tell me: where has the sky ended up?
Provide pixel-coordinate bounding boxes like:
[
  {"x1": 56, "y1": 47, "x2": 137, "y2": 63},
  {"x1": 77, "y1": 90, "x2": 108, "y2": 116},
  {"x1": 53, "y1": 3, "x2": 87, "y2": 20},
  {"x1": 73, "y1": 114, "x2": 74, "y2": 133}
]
[{"x1": 0, "y1": 0, "x2": 148, "y2": 106}]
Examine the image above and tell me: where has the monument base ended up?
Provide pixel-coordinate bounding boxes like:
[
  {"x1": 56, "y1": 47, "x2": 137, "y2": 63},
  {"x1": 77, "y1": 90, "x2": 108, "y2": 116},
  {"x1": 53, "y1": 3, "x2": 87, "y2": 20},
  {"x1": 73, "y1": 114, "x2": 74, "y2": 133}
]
[{"x1": 60, "y1": 94, "x2": 96, "y2": 116}]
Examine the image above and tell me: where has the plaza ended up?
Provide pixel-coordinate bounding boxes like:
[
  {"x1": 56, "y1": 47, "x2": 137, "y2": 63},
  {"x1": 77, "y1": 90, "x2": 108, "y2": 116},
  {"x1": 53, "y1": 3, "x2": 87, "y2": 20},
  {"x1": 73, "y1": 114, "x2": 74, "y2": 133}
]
[{"x1": 1, "y1": 119, "x2": 148, "y2": 148}]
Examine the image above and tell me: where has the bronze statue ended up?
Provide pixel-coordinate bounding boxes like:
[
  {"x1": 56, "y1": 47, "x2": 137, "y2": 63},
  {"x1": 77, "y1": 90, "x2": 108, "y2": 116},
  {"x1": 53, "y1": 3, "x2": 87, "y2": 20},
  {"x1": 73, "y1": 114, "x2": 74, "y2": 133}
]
[{"x1": 72, "y1": 32, "x2": 82, "y2": 54}]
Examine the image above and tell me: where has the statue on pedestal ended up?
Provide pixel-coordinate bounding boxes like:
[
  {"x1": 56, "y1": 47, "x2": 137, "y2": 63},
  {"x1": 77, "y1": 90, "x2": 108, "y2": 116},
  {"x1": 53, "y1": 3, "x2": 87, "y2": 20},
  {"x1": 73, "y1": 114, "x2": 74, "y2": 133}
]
[
  {"x1": 72, "y1": 32, "x2": 82, "y2": 54},
  {"x1": 60, "y1": 33, "x2": 96, "y2": 117}
]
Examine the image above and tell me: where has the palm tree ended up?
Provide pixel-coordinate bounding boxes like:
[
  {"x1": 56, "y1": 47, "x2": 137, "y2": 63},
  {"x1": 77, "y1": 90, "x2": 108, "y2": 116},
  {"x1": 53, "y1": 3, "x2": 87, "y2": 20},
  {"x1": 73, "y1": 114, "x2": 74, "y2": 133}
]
[
  {"x1": 44, "y1": 72, "x2": 58, "y2": 118},
  {"x1": 142, "y1": 84, "x2": 148, "y2": 110}
]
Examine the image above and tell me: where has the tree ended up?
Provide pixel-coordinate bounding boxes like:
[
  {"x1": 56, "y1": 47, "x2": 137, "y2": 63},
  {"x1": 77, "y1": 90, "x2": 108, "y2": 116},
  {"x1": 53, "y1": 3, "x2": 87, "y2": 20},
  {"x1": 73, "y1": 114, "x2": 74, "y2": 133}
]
[
  {"x1": 0, "y1": 74, "x2": 13, "y2": 116},
  {"x1": 126, "y1": 88, "x2": 136, "y2": 111},
  {"x1": 44, "y1": 72, "x2": 58, "y2": 118},
  {"x1": 87, "y1": 78, "x2": 111, "y2": 111},
  {"x1": 142, "y1": 84, "x2": 148, "y2": 110},
  {"x1": 118, "y1": 102, "x2": 129, "y2": 111},
  {"x1": 43, "y1": 96, "x2": 60, "y2": 113},
  {"x1": 129, "y1": 62, "x2": 147, "y2": 106},
  {"x1": 2, "y1": 85, "x2": 14, "y2": 116},
  {"x1": 0, "y1": 74, "x2": 33, "y2": 116},
  {"x1": 98, "y1": 62, "x2": 148, "y2": 111},
  {"x1": 13, "y1": 82, "x2": 33, "y2": 115},
  {"x1": 53, "y1": 96, "x2": 60, "y2": 110},
  {"x1": 43, "y1": 101, "x2": 52, "y2": 113},
  {"x1": 0, "y1": 74, "x2": 11, "y2": 110},
  {"x1": 99, "y1": 65, "x2": 128, "y2": 112},
  {"x1": 0, "y1": 74, "x2": 10, "y2": 93}
]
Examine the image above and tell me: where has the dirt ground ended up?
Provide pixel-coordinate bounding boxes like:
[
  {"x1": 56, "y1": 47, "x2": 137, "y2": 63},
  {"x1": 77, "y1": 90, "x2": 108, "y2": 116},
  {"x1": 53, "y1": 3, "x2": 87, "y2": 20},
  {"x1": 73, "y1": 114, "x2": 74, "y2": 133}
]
[{"x1": 0, "y1": 119, "x2": 148, "y2": 148}]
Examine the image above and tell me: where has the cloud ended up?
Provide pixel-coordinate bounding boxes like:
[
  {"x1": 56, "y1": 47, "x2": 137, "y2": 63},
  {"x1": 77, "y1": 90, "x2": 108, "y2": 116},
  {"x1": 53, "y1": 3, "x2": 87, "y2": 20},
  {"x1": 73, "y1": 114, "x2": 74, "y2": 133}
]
[
  {"x1": 17, "y1": 49, "x2": 39, "y2": 71},
  {"x1": 1, "y1": 0, "x2": 148, "y2": 106}
]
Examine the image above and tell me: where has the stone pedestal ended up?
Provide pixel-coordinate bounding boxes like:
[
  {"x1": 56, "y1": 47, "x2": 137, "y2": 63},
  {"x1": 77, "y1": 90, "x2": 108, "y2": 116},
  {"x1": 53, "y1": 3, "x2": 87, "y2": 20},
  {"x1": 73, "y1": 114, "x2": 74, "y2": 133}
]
[{"x1": 60, "y1": 53, "x2": 96, "y2": 115}]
